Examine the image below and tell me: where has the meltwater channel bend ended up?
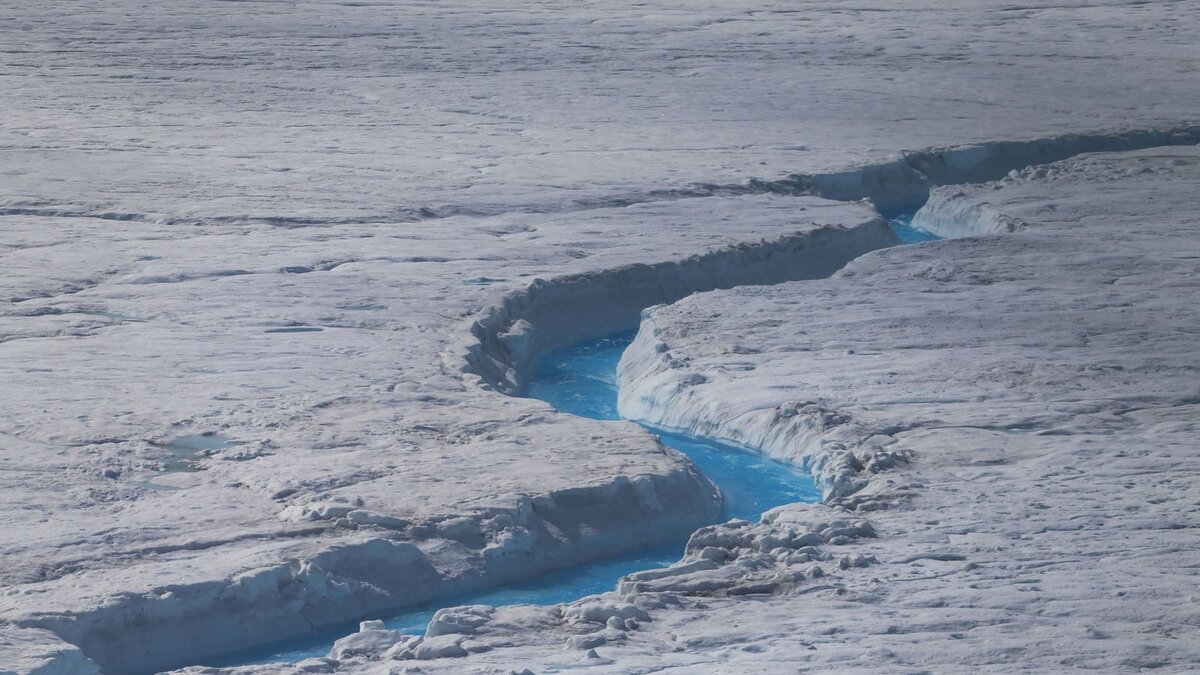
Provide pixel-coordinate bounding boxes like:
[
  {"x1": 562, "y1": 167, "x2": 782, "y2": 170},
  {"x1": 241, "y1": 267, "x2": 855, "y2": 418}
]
[
  {"x1": 214, "y1": 210, "x2": 939, "y2": 667},
  {"x1": 213, "y1": 332, "x2": 819, "y2": 667},
  {"x1": 526, "y1": 331, "x2": 820, "y2": 521}
]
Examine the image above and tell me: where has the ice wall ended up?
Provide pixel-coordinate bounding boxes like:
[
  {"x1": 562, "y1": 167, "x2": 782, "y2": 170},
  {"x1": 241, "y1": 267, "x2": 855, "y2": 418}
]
[
  {"x1": 616, "y1": 321, "x2": 908, "y2": 503},
  {"x1": 457, "y1": 221, "x2": 897, "y2": 394},
  {"x1": 20, "y1": 465, "x2": 717, "y2": 674},
  {"x1": 806, "y1": 126, "x2": 1200, "y2": 211}
]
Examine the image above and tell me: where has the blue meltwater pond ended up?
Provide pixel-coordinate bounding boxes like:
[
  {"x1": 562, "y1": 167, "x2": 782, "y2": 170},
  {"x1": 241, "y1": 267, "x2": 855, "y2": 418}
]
[{"x1": 211, "y1": 333, "x2": 818, "y2": 667}]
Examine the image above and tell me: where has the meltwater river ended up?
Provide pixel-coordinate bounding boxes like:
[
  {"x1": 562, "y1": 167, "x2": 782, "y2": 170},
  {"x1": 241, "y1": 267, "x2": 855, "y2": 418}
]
[
  {"x1": 210, "y1": 208, "x2": 937, "y2": 667},
  {"x1": 213, "y1": 331, "x2": 819, "y2": 666}
]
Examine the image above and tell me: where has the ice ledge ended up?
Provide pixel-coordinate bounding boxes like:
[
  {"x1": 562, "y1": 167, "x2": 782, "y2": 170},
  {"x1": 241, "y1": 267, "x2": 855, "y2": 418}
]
[
  {"x1": 0, "y1": 627, "x2": 100, "y2": 675},
  {"x1": 451, "y1": 125, "x2": 1200, "y2": 397},
  {"x1": 9, "y1": 466, "x2": 717, "y2": 674},
  {"x1": 617, "y1": 318, "x2": 908, "y2": 505},
  {"x1": 451, "y1": 220, "x2": 897, "y2": 395},
  {"x1": 308, "y1": 500, "x2": 884, "y2": 667}
]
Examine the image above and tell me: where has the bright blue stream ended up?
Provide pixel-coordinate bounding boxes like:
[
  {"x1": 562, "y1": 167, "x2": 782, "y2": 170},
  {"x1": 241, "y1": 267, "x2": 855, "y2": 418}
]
[
  {"x1": 525, "y1": 331, "x2": 819, "y2": 522},
  {"x1": 211, "y1": 332, "x2": 818, "y2": 667},
  {"x1": 884, "y1": 205, "x2": 941, "y2": 244}
]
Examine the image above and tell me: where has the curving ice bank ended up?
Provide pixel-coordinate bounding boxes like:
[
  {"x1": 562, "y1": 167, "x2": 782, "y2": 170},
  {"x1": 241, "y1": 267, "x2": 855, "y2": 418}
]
[
  {"x1": 459, "y1": 125, "x2": 1200, "y2": 395},
  {"x1": 618, "y1": 324, "x2": 910, "y2": 505}
]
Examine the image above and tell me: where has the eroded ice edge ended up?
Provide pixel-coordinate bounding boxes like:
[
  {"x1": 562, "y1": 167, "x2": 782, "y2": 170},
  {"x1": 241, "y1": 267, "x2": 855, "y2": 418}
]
[{"x1": 211, "y1": 202, "x2": 987, "y2": 667}]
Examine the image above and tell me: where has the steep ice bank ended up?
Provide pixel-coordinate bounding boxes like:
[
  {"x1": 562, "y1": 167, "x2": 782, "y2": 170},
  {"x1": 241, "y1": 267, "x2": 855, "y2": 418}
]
[
  {"x1": 618, "y1": 322, "x2": 910, "y2": 503},
  {"x1": 47, "y1": 462, "x2": 719, "y2": 674},
  {"x1": 458, "y1": 221, "x2": 895, "y2": 395},
  {"x1": 3, "y1": 196, "x2": 882, "y2": 675},
  {"x1": 525, "y1": 332, "x2": 819, "y2": 522},
  {"x1": 457, "y1": 125, "x2": 1200, "y2": 398},
  {"x1": 48, "y1": 132, "x2": 1195, "y2": 675}
]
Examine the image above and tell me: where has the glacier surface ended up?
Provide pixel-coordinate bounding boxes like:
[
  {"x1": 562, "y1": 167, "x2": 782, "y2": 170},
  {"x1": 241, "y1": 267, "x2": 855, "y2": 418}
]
[{"x1": 2, "y1": 0, "x2": 1200, "y2": 672}]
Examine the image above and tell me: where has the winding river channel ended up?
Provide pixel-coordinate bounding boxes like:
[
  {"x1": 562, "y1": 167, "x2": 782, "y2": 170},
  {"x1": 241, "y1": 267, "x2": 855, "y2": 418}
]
[{"x1": 211, "y1": 209, "x2": 937, "y2": 667}]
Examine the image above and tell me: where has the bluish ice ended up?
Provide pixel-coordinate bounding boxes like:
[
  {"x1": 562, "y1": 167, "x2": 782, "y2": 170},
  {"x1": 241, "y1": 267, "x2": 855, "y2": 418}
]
[
  {"x1": 211, "y1": 332, "x2": 818, "y2": 667},
  {"x1": 166, "y1": 433, "x2": 234, "y2": 455},
  {"x1": 158, "y1": 433, "x2": 235, "y2": 473},
  {"x1": 883, "y1": 205, "x2": 941, "y2": 244}
]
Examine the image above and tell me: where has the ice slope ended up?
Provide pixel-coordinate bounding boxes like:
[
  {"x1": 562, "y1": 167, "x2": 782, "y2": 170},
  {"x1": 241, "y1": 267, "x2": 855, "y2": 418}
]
[{"x1": 2, "y1": 0, "x2": 1200, "y2": 671}]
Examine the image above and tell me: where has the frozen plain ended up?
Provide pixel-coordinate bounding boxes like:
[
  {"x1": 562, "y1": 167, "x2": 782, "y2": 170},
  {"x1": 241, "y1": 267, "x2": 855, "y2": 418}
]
[{"x1": 2, "y1": 0, "x2": 1199, "y2": 672}]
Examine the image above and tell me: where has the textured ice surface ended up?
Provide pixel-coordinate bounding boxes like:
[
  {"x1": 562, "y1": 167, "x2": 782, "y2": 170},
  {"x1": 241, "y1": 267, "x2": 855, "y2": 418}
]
[
  {"x1": 205, "y1": 547, "x2": 681, "y2": 667},
  {"x1": 2, "y1": 1, "x2": 1198, "y2": 223},
  {"x1": 232, "y1": 148, "x2": 1200, "y2": 674},
  {"x1": 3, "y1": 0, "x2": 1200, "y2": 671},
  {"x1": 1, "y1": 194, "x2": 885, "y2": 672}
]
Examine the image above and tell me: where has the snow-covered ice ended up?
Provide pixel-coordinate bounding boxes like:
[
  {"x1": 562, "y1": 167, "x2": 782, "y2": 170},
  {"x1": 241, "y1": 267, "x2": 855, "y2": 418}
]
[{"x1": 2, "y1": 0, "x2": 1200, "y2": 672}]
